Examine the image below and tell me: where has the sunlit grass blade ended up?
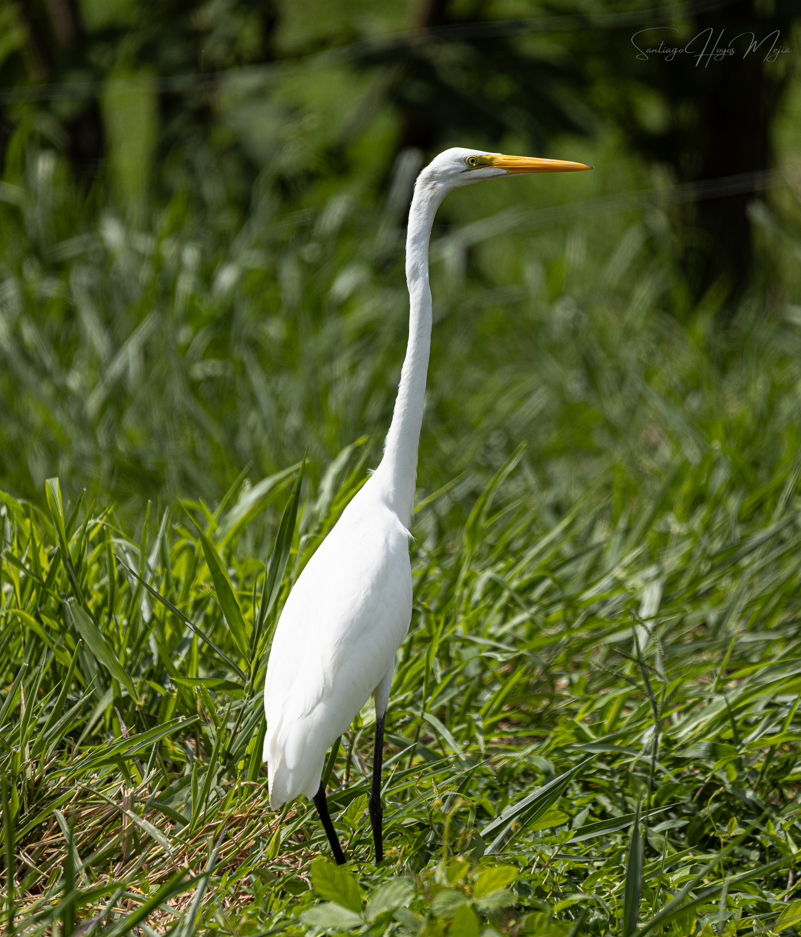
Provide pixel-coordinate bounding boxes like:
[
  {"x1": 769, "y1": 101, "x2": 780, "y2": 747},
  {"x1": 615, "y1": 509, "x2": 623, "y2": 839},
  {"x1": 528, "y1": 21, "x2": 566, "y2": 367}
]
[
  {"x1": 60, "y1": 716, "x2": 198, "y2": 776},
  {"x1": 482, "y1": 757, "x2": 595, "y2": 854},
  {"x1": 218, "y1": 464, "x2": 300, "y2": 544},
  {"x1": 60, "y1": 809, "x2": 76, "y2": 937},
  {"x1": 87, "y1": 786, "x2": 174, "y2": 859},
  {"x1": 570, "y1": 806, "x2": 671, "y2": 843},
  {"x1": 197, "y1": 528, "x2": 249, "y2": 658},
  {"x1": 65, "y1": 601, "x2": 139, "y2": 702},
  {"x1": 45, "y1": 478, "x2": 87, "y2": 607},
  {"x1": 0, "y1": 664, "x2": 27, "y2": 725},
  {"x1": 252, "y1": 455, "x2": 306, "y2": 661}
]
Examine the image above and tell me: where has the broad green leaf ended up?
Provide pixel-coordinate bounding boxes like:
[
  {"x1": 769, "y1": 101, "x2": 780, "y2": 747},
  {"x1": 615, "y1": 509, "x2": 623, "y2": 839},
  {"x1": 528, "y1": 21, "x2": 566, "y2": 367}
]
[
  {"x1": 777, "y1": 901, "x2": 801, "y2": 930},
  {"x1": 172, "y1": 677, "x2": 244, "y2": 695},
  {"x1": 529, "y1": 808, "x2": 569, "y2": 831},
  {"x1": 198, "y1": 529, "x2": 249, "y2": 658},
  {"x1": 431, "y1": 888, "x2": 467, "y2": 918},
  {"x1": 473, "y1": 865, "x2": 517, "y2": 898},
  {"x1": 310, "y1": 857, "x2": 362, "y2": 913},
  {"x1": 300, "y1": 903, "x2": 363, "y2": 929},
  {"x1": 475, "y1": 888, "x2": 516, "y2": 913},
  {"x1": 366, "y1": 879, "x2": 415, "y2": 921},
  {"x1": 451, "y1": 904, "x2": 480, "y2": 936},
  {"x1": 341, "y1": 793, "x2": 368, "y2": 830},
  {"x1": 521, "y1": 912, "x2": 572, "y2": 936},
  {"x1": 446, "y1": 857, "x2": 470, "y2": 884}
]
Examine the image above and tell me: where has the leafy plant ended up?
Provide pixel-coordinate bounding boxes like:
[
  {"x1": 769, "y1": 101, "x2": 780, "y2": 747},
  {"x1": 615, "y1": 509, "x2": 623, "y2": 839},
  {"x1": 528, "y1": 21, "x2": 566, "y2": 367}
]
[{"x1": 1, "y1": 437, "x2": 801, "y2": 934}]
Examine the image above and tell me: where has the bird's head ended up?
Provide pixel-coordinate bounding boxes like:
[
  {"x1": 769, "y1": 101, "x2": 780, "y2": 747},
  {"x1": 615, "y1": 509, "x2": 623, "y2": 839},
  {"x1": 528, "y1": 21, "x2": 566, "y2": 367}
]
[{"x1": 419, "y1": 147, "x2": 592, "y2": 193}]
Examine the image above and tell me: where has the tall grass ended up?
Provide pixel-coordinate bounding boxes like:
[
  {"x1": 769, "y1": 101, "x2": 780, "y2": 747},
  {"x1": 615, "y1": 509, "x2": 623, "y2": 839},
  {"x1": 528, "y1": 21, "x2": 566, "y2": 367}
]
[
  {"x1": 1, "y1": 426, "x2": 801, "y2": 934},
  {"x1": 3, "y1": 146, "x2": 800, "y2": 524},
  {"x1": 2, "y1": 139, "x2": 801, "y2": 934}
]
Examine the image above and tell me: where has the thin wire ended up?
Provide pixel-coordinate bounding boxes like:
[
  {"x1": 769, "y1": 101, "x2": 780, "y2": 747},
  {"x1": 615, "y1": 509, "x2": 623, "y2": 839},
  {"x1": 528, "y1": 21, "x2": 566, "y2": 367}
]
[{"x1": 0, "y1": 0, "x2": 737, "y2": 105}]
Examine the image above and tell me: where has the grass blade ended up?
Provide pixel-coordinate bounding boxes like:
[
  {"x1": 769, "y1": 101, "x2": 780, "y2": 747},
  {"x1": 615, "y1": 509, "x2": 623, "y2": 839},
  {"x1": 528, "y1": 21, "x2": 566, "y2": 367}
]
[
  {"x1": 61, "y1": 809, "x2": 76, "y2": 937},
  {"x1": 198, "y1": 529, "x2": 249, "y2": 659},
  {"x1": 252, "y1": 456, "x2": 306, "y2": 659},
  {"x1": 114, "y1": 554, "x2": 246, "y2": 681},
  {"x1": 1, "y1": 774, "x2": 15, "y2": 936},
  {"x1": 482, "y1": 757, "x2": 595, "y2": 854},
  {"x1": 571, "y1": 806, "x2": 672, "y2": 843},
  {"x1": 103, "y1": 869, "x2": 193, "y2": 937},
  {"x1": 191, "y1": 720, "x2": 225, "y2": 832},
  {"x1": 632, "y1": 820, "x2": 770, "y2": 937},
  {"x1": 463, "y1": 444, "x2": 525, "y2": 559},
  {"x1": 621, "y1": 800, "x2": 643, "y2": 937},
  {"x1": 0, "y1": 665, "x2": 27, "y2": 725},
  {"x1": 33, "y1": 642, "x2": 80, "y2": 755},
  {"x1": 322, "y1": 736, "x2": 341, "y2": 789},
  {"x1": 181, "y1": 831, "x2": 223, "y2": 937},
  {"x1": 65, "y1": 601, "x2": 139, "y2": 703}
]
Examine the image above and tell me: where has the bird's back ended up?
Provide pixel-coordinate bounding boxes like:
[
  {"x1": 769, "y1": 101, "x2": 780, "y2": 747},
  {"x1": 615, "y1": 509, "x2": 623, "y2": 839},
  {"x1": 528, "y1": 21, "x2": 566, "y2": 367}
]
[{"x1": 263, "y1": 477, "x2": 412, "y2": 807}]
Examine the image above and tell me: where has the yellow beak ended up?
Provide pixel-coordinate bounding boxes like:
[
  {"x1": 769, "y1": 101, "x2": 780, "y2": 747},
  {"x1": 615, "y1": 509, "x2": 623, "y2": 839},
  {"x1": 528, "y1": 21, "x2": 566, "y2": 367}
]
[{"x1": 491, "y1": 154, "x2": 593, "y2": 174}]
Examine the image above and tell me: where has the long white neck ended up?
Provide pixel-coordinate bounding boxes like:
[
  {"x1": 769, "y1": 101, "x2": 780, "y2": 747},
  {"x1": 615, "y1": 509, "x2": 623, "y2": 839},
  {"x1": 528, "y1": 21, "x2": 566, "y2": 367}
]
[{"x1": 374, "y1": 178, "x2": 445, "y2": 528}]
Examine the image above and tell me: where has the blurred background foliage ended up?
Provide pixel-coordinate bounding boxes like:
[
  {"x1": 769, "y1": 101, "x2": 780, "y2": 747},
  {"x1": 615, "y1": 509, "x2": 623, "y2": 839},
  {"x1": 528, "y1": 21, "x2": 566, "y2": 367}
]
[{"x1": 0, "y1": 0, "x2": 800, "y2": 518}]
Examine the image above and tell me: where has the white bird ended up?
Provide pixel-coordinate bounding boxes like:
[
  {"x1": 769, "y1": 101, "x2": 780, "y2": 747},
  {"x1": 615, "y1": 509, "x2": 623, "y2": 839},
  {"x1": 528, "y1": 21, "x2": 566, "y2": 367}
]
[{"x1": 263, "y1": 147, "x2": 591, "y2": 863}]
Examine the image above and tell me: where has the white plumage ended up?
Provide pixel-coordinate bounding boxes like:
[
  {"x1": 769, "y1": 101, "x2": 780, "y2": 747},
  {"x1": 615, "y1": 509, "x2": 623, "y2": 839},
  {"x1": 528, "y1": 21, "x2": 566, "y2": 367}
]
[
  {"x1": 262, "y1": 147, "x2": 591, "y2": 862},
  {"x1": 264, "y1": 480, "x2": 411, "y2": 806}
]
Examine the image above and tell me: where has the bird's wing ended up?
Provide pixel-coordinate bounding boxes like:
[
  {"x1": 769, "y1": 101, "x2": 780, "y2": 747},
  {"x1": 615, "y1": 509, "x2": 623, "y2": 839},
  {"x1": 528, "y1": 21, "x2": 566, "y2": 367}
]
[{"x1": 263, "y1": 494, "x2": 411, "y2": 804}]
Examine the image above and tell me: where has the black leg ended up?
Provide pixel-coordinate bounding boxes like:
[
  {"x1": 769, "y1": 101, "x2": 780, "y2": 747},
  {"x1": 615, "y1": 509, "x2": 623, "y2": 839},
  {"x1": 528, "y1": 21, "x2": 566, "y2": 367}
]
[
  {"x1": 369, "y1": 714, "x2": 385, "y2": 862},
  {"x1": 313, "y1": 781, "x2": 346, "y2": 865}
]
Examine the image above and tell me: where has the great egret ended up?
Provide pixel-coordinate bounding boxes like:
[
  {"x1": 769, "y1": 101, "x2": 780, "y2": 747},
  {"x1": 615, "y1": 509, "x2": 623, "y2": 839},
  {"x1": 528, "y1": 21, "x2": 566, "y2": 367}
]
[{"x1": 263, "y1": 147, "x2": 591, "y2": 864}]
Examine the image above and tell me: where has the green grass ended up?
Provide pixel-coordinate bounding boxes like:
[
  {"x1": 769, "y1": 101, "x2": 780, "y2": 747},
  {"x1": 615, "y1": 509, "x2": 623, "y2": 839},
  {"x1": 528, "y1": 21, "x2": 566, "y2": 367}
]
[
  {"x1": 4, "y1": 141, "x2": 800, "y2": 526},
  {"x1": 2, "y1": 429, "x2": 801, "y2": 936},
  {"x1": 3, "y1": 117, "x2": 801, "y2": 937}
]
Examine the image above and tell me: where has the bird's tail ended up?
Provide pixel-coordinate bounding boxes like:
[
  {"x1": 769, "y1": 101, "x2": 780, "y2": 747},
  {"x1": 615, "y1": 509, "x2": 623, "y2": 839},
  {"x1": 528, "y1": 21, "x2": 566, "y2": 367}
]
[{"x1": 264, "y1": 718, "x2": 325, "y2": 808}]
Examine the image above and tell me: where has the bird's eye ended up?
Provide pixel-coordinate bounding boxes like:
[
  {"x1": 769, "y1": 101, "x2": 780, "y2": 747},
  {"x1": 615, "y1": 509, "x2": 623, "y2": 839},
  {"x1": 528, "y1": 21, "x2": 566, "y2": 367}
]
[{"x1": 466, "y1": 156, "x2": 478, "y2": 167}]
